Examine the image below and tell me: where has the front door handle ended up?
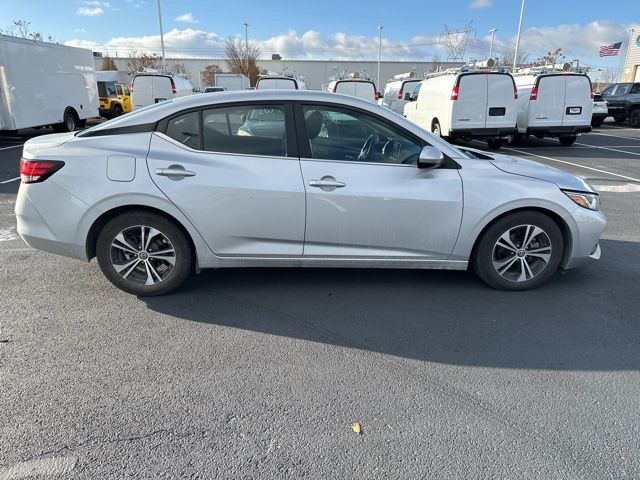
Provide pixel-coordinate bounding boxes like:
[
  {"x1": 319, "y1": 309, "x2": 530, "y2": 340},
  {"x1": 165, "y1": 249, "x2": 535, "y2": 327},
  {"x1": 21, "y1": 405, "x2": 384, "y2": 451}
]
[
  {"x1": 155, "y1": 165, "x2": 196, "y2": 180},
  {"x1": 309, "y1": 176, "x2": 346, "y2": 191}
]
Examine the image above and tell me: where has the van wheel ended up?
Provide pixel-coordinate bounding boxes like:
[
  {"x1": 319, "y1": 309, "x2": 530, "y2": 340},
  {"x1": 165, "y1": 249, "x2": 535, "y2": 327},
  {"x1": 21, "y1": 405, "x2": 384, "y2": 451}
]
[
  {"x1": 629, "y1": 110, "x2": 640, "y2": 128},
  {"x1": 506, "y1": 133, "x2": 522, "y2": 145},
  {"x1": 486, "y1": 139, "x2": 504, "y2": 150},
  {"x1": 53, "y1": 111, "x2": 77, "y2": 133},
  {"x1": 591, "y1": 117, "x2": 604, "y2": 127},
  {"x1": 96, "y1": 211, "x2": 193, "y2": 296},
  {"x1": 559, "y1": 135, "x2": 577, "y2": 146},
  {"x1": 431, "y1": 121, "x2": 442, "y2": 137},
  {"x1": 473, "y1": 211, "x2": 563, "y2": 290}
]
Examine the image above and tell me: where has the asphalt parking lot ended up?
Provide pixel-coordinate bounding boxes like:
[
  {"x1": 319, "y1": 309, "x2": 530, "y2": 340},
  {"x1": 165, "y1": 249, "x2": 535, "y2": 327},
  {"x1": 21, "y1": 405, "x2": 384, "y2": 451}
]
[{"x1": 1, "y1": 122, "x2": 639, "y2": 478}]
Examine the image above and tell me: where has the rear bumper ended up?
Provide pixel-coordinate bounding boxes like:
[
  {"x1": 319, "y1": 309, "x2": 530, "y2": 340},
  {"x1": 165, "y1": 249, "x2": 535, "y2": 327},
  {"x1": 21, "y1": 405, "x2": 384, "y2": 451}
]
[
  {"x1": 450, "y1": 127, "x2": 517, "y2": 138},
  {"x1": 526, "y1": 125, "x2": 591, "y2": 136},
  {"x1": 15, "y1": 181, "x2": 89, "y2": 261}
]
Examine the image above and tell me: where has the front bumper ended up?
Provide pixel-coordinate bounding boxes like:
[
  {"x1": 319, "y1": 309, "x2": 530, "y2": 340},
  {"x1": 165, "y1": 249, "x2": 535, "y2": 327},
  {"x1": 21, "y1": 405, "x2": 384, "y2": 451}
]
[{"x1": 562, "y1": 209, "x2": 606, "y2": 269}]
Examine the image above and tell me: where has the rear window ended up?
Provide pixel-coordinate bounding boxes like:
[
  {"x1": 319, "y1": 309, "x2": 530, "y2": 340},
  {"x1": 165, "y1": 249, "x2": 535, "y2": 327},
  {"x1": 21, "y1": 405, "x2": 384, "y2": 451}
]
[{"x1": 257, "y1": 78, "x2": 297, "y2": 90}]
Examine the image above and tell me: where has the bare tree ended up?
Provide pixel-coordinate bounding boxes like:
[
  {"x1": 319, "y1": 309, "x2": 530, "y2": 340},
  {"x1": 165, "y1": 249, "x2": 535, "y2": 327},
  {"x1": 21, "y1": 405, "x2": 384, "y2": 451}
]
[
  {"x1": 500, "y1": 47, "x2": 529, "y2": 68},
  {"x1": 1, "y1": 19, "x2": 53, "y2": 42},
  {"x1": 100, "y1": 56, "x2": 118, "y2": 71},
  {"x1": 126, "y1": 51, "x2": 162, "y2": 76},
  {"x1": 201, "y1": 64, "x2": 222, "y2": 87},
  {"x1": 533, "y1": 48, "x2": 565, "y2": 67},
  {"x1": 225, "y1": 37, "x2": 261, "y2": 86}
]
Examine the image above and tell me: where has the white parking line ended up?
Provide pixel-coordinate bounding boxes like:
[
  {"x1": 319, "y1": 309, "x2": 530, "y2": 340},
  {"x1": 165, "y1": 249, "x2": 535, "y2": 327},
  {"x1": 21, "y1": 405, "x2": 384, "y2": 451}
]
[
  {"x1": 503, "y1": 147, "x2": 640, "y2": 183},
  {"x1": 0, "y1": 177, "x2": 20, "y2": 184},
  {"x1": 0, "y1": 144, "x2": 23, "y2": 151},
  {"x1": 588, "y1": 131, "x2": 640, "y2": 140},
  {"x1": 574, "y1": 142, "x2": 640, "y2": 157}
]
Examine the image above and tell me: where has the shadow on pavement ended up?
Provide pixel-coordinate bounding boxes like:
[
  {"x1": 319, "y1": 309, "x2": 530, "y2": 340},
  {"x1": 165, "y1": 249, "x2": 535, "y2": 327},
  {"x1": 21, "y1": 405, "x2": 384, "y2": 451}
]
[{"x1": 143, "y1": 238, "x2": 640, "y2": 371}]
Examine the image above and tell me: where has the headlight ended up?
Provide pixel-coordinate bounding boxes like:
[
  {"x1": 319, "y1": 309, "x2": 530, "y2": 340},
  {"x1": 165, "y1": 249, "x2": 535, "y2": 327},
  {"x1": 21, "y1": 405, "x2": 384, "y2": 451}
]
[{"x1": 563, "y1": 190, "x2": 600, "y2": 211}]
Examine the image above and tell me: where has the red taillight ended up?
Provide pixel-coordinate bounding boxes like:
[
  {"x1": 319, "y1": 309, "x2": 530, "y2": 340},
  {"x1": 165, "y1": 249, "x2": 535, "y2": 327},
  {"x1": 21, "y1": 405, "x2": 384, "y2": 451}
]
[
  {"x1": 529, "y1": 86, "x2": 538, "y2": 101},
  {"x1": 513, "y1": 84, "x2": 518, "y2": 99},
  {"x1": 130, "y1": 81, "x2": 134, "y2": 93},
  {"x1": 171, "y1": 83, "x2": 177, "y2": 94},
  {"x1": 451, "y1": 85, "x2": 459, "y2": 101},
  {"x1": 19, "y1": 158, "x2": 64, "y2": 184},
  {"x1": 590, "y1": 87, "x2": 594, "y2": 100},
  {"x1": 375, "y1": 91, "x2": 380, "y2": 101},
  {"x1": 397, "y1": 87, "x2": 403, "y2": 100}
]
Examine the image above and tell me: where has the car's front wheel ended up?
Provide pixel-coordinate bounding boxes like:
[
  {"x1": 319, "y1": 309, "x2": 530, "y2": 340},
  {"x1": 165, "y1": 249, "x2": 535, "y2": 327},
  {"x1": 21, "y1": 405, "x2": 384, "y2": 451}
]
[
  {"x1": 473, "y1": 211, "x2": 564, "y2": 290},
  {"x1": 96, "y1": 211, "x2": 193, "y2": 296}
]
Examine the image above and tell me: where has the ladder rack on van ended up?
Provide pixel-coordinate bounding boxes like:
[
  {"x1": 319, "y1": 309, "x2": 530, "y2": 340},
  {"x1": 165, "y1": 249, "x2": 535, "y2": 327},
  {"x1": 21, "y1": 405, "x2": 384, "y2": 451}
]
[{"x1": 511, "y1": 63, "x2": 589, "y2": 77}]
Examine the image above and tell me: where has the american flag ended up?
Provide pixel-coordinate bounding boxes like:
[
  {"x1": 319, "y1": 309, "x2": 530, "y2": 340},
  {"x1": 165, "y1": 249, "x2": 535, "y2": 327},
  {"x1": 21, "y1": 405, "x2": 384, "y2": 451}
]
[{"x1": 599, "y1": 42, "x2": 622, "y2": 57}]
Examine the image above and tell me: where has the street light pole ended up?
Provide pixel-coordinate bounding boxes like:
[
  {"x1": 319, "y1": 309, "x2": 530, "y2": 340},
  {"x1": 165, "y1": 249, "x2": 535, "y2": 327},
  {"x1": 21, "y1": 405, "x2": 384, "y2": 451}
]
[
  {"x1": 156, "y1": 0, "x2": 166, "y2": 72},
  {"x1": 243, "y1": 22, "x2": 249, "y2": 75},
  {"x1": 489, "y1": 28, "x2": 497, "y2": 59},
  {"x1": 377, "y1": 26, "x2": 383, "y2": 93},
  {"x1": 513, "y1": 0, "x2": 526, "y2": 71}
]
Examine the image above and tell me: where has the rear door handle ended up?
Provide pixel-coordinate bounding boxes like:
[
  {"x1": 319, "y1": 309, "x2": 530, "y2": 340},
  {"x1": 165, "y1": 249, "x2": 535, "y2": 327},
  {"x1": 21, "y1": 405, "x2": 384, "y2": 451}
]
[
  {"x1": 155, "y1": 165, "x2": 196, "y2": 180},
  {"x1": 309, "y1": 176, "x2": 346, "y2": 191}
]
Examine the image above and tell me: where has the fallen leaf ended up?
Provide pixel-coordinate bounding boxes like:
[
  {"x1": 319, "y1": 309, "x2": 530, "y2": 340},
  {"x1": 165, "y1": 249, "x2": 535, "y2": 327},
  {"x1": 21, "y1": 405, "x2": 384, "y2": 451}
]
[{"x1": 350, "y1": 422, "x2": 362, "y2": 434}]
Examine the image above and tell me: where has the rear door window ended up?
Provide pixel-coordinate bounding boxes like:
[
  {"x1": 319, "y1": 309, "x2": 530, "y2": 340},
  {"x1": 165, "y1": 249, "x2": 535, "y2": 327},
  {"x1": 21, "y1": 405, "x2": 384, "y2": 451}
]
[
  {"x1": 165, "y1": 111, "x2": 201, "y2": 150},
  {"x1": 202, "y1": 105, "x2": 287, "y2": 156}
]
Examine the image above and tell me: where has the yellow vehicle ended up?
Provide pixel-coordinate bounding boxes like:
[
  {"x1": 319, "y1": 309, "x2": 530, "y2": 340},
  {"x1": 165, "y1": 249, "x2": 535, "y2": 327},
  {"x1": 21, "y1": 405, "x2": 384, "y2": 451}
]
[{"x1": 97, "y1": 81, "x2": 131, "y2": 119}]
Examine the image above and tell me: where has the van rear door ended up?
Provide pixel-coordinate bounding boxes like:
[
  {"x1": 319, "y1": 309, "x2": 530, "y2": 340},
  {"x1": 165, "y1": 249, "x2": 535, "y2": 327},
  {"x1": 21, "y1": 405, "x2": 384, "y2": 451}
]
[
  {"x1": 451, "y1": 73, "x2": 486, "y2": 130},
  {"x1": 561, "y1": 75, "x2": 592, "y2": 127},
  {"x1": 527, "y1": 75, "x2": 564, "y2": 129},
  {"x1": 152, "y1": 76, "x2": 173, "y2": 102},
  {"x1": 486, "y1": 74, "x2": 517, "y2": 130}
]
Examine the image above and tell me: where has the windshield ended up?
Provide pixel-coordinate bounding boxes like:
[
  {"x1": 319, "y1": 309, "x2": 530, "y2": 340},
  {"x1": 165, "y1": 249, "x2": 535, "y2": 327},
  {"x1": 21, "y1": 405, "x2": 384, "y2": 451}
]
[{"x1": 76, "y1": 100, "x2": 173, "y2": 137}]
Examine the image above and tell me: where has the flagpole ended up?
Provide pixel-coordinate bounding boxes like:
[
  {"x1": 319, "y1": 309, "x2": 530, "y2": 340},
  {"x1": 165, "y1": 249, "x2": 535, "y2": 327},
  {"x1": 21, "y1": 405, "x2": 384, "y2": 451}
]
[{"x1": 616, "y1": 40, "x2": 625, "y2": 82}]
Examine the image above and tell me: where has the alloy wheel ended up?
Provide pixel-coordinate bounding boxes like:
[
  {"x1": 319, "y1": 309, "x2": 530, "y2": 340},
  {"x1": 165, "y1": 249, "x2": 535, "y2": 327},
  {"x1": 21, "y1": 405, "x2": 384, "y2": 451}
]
[
  {"x1": 491, "y1": 224, "x2": 552, "y2": 282},
  {"x1": 110, "y1": 225, "x2": 176, "y2": 285}
]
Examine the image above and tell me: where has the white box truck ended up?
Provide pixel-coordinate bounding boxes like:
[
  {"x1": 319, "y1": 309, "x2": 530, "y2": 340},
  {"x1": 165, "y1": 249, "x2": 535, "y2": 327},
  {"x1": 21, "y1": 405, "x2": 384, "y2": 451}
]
[
  {"x1": 512, "y1": 67, "x2": 593, "y2": 145},
  {"x1": 0, "y1": 34, "x2": 99, "y2": 133},
  {"x1": 214, "y1": 73, "x2": 250, "y2": 91},
  {"x1": 404, "y1": 68, "x2": 517, "y2": 149}
]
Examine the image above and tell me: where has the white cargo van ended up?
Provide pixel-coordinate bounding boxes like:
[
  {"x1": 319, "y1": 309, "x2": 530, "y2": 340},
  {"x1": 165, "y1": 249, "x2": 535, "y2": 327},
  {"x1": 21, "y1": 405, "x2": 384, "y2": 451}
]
[
  {"x1": 327, "y1": 79, "x2": 378, "y2": 103},
  {"x1": 255, "y1": 76, "x2": 306, "y2": 90},
  {"x1": 512, "y1": 71, "x2": 593, "y2": 145},
  {"x1": 130, "y1": 74, "x2": 194, "y2": 110},
  {"x1": 380, "y1": 74, "x2": 422, "y2": 113},
  {"x1": 403, "y1": 70, "x2": 517, "y2": 149},
  {"x1": 0, "y1": 34, "x2": 98, "y2": 133}
]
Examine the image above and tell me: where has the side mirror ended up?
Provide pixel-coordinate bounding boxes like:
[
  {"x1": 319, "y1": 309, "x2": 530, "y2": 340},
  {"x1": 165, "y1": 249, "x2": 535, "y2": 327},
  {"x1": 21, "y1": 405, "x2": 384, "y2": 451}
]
[
  {"x1": 417, "y1": 146, "x2": 444, "y2": 169},
  {"x1": 404, "y1": 92, "x2": 412, "y2": 101}
]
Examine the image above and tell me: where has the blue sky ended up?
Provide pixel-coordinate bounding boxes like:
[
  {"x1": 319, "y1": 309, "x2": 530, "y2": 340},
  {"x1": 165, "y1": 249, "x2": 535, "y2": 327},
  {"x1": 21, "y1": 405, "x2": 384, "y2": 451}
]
[{"x1": 0, "y1": 0, "x2": 636, "y2": 67}]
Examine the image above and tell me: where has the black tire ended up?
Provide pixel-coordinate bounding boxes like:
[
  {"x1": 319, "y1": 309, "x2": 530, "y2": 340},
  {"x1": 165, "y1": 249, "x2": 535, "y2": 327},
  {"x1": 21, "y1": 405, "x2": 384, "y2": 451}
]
[
  {"x1": 473, "y1": 211, "x2": 564, "y2": 291},
  {"x1": 96, "y1": 211, "x2": 193, "y2": 296},
  {"x1": 614, "y1": 116, "x2": 626, "y2": 124},
  {"x1": 77, "y1": 119, "x2": 87, "y2": 129},
  {"x1": 431, "y1": 120, "x2": 442, "y2": 137},
  {"x1": 53, "y1": 110, "x2": 77, "y2": 133},
  {"x1": 506, "y1": 132, "x2": 522, "y2": 146},
  {"x1": 486, "y1": 138, "x2": 504, "y2": 150},
  {"x1": 629, "y1": 110, "x2": 640, "y2": 128},
  {"x1": 112, "y1": 104, "x2": 123, "y2": 117},
  {"x1": 591, "y1": 117, "x2": 604, "y2": 128},
  {"x1": 559, "y1": 135, "x2": 577, "y2": 146}
]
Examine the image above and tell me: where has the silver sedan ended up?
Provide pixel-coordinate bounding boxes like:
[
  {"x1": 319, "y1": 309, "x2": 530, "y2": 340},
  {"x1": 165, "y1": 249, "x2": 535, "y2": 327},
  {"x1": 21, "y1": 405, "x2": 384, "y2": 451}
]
[{"x1": 15, "y1": 91, "x2": 605, "y2": 295}]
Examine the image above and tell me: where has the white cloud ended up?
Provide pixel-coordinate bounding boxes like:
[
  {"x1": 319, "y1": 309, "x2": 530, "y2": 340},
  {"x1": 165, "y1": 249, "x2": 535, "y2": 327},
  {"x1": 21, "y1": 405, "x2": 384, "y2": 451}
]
[
  {"x1": 76, "y1": 6, "x2": 104, "y2": 16},
  {"x1": 175, "y1": 12, "x2": 199, "y2": 24},
  {"x1": 469, "y1": 0, "x2": 493, "y2": 8},
  {"x1": 82, "y1": 0, "x2": 111, "y2": 6},
  {"x1": 74, "y1": 28, "x2": 86, "y2": 33}
]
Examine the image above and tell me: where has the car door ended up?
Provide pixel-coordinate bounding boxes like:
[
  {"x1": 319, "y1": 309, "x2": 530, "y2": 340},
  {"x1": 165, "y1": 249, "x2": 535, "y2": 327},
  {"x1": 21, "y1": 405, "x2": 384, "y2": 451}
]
[
  {"x1": 295, "y1": 103, "x2": 463, "y2": 259},
  {"x1": 451, "y1": 73, "x2": 487, "y2": 130},
  {"x1": 146, "y1": 102, "x2": 306, "y2": 256},
  {"x1": 529, "y1": 75, "x2": 565, "y2": 129},
  {"x1": 562, "y1": 75, "x2": 592, "y2": 127},
  {"x1": 602, "y1": 84, "x2": 630, "y2": 118}
]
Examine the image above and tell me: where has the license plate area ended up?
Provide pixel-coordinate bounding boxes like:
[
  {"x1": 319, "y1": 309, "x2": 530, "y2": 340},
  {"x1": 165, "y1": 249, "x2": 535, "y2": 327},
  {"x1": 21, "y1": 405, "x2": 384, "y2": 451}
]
[
  {"x1": 566, "y1": 106, "x2": 582, "y2": 115},
  {"x1": 489, "y1": 107, "x2": 506, "y2": 117}
]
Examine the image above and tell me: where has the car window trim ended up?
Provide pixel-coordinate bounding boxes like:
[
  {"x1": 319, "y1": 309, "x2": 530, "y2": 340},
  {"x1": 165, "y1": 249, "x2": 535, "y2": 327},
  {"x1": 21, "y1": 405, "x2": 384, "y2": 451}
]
[
  {"x1": 156, "y1": 100, "x2": 299, "y2": 158},
  {"x1": 291, "y1": 100, "x2": 458, "y2": 169}
]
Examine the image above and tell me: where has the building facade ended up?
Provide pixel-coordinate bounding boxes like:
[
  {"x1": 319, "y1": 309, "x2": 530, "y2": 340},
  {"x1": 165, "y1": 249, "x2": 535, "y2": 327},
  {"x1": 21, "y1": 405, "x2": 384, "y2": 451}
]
[
  {"x1": 94, "y1": 56, "x2": 459, "y2": 91},
  {"x1": 622, "y1": 26, "x2": 640, "y2": 83}
]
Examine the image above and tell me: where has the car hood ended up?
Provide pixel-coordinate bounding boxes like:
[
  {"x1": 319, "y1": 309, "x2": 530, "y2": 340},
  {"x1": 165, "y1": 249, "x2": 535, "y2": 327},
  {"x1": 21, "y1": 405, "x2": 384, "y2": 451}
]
[{"x1": 462, "y1": 147, "x2": 596, "y2": 192}]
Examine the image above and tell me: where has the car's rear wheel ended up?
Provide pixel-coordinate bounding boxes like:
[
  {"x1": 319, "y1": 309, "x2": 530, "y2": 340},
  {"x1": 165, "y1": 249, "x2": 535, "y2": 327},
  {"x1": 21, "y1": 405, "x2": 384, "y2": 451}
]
[
  {"x1": 473, "y1": 211, "x2": 563, "y2": 290},
  {"x1": 629, "y1": 110, "x2": 640, "y2": 128},
  {"x1": 559, "y1": 135, "x2": 577, "y2": 146},
  {"x1": 591, "y1": 117, "x2": 604, "y2": 127},
  {"x1": 96, "y1": 212, "x2": 193, "y2": 296},
  {"x1": 113, "y1": 104, "x2": 123, "y2": 117}
]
